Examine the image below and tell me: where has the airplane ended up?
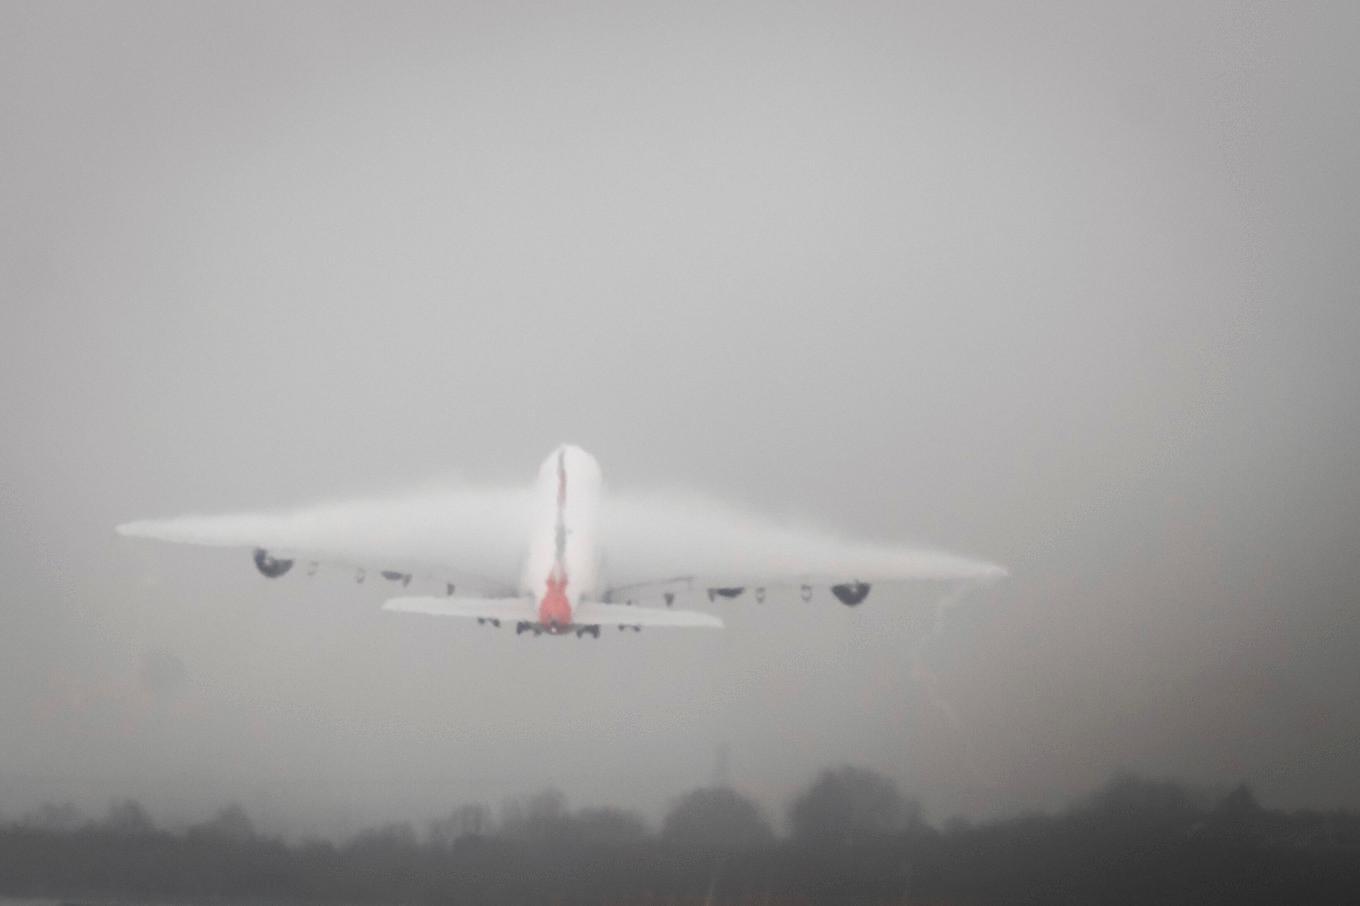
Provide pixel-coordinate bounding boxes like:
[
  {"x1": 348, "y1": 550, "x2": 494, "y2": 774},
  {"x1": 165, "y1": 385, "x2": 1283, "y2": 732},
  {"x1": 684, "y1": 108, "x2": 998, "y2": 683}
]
[{"x1": 117, "y1": 444, "x2": 1006, "y2": 637}]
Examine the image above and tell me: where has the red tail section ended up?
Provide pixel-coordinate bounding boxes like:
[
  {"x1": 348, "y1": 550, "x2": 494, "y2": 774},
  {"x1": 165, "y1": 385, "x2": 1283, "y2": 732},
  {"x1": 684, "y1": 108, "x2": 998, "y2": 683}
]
[{"x1": 538, "y1": 573, "x2": 571, "y2": 632}]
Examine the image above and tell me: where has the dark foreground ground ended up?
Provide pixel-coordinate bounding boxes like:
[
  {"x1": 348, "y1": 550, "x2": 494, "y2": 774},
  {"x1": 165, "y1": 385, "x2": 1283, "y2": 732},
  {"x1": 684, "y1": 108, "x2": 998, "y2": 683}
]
[{"x1": 2, "y1": 776, "x2": 1358, "y2": 905}]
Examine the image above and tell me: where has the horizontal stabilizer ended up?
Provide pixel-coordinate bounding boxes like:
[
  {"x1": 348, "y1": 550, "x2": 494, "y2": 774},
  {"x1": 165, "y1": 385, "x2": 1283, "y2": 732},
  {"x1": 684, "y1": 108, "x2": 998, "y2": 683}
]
[
  {"x1": 382, "y1": 596, "x2": 536, "y2": 620},
  {"x1": 573, "y1": 602, "x2": 723, "y2": 629}
]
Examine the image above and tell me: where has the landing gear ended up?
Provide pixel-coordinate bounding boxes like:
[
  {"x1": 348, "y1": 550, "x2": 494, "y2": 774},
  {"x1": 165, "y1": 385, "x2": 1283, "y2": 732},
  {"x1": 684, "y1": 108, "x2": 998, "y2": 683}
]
[
  {"x1": 516, "y1": 621, "x2": 531, "y2": 635},
  {"x1": 576, "y1": 625, "x2": 601, "y2": 639}
]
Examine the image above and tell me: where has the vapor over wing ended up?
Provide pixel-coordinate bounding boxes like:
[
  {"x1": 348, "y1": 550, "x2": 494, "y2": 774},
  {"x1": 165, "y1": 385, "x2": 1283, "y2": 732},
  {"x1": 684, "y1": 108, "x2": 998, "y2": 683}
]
[
  {"x1": 598, "y1": 491, "x2": 1006, "y2": 601},
  {"x1": 117, "y1": 486, "x2": 533, "y2": 594}
]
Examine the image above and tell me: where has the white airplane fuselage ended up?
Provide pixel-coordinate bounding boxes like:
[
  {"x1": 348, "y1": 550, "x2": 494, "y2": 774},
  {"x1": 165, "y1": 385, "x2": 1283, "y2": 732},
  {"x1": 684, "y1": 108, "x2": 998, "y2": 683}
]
[{"x1": 520, "y1": 445, "x2": 603, "y2": 633}]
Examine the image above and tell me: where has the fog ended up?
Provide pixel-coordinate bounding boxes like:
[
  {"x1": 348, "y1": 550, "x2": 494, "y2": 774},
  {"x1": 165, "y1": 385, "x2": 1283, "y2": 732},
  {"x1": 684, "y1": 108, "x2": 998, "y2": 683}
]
[{"x1": 2, "y1": 2, "x2": 1358, "y2": 840}]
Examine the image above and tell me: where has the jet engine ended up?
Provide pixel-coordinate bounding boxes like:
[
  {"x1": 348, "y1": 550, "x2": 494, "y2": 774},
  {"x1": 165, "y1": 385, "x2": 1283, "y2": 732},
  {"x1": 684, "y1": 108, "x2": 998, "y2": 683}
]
[
  {"x1": 831, "y1": 582, "x2": 871, "y2": 606},
  {"x1": 253, "y1": 548, "x2": 294, "y2": 578}
]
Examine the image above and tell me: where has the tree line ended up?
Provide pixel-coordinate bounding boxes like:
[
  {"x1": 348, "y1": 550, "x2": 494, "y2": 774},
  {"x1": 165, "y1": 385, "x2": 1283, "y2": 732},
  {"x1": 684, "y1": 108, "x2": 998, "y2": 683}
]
[{"x1": 1, "y1": 768, "x2": 1358, "y2": 904}]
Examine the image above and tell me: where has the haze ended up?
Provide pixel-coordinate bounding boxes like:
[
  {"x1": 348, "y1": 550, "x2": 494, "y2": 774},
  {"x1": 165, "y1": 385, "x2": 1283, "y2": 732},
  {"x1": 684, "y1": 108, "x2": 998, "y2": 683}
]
[{"x1": 2, "y1": 2, "x2": 1358, "y2": 838}]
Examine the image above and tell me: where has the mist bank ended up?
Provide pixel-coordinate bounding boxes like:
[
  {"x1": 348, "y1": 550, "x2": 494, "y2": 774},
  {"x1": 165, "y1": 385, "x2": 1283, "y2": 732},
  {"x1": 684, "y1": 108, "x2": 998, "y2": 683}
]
[{"x1": 3, "y1": 770, "x2": 1359, "y2": 905}]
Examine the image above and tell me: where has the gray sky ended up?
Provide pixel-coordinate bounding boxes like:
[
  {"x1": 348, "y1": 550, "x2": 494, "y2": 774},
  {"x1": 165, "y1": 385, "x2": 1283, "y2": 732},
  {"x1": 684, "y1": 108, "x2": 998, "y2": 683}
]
[{"x1": 2, "y1": 1, "x2": 1358, "y2": 836}]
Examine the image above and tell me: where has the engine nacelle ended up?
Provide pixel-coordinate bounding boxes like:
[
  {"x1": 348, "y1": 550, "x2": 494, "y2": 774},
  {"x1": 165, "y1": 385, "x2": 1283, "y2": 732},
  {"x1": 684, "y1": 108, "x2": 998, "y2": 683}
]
[
  {"x1": 253, "y1": 548, "x2": 294, "y2": 579},
  {"x1": 831, "y1": 582, "x2": 871, "y2": 606}
]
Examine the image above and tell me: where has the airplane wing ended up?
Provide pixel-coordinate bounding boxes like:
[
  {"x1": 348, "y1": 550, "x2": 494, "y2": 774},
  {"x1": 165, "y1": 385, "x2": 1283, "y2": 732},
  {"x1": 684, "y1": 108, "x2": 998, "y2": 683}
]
[
  {"x1": 116, "y1": 486, "x2": 533, "y2": 596},
  {"x1": 598, "y1": 490, "x2": 1006, "y2": 605},
  {"x1": 382, "y1": 597, "x2": 722, "y2": 629}
]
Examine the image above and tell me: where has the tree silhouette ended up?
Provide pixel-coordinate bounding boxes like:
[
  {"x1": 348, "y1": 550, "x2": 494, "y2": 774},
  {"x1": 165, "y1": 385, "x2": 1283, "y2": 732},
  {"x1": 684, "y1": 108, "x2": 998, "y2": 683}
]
[
  {"x1": 348, "y1": 821, "x2": 418, "y2": 853},
  {"x1": 103, "y1": 799, "x2": 155, "y2": 836},
  {"x1": 1075, "y1": 772, "x2": 1200, "y2": 831},
  {"x1": 571, "y1": 806, "x2": 650, "y2": 845},
  {"x1": 187, "y1": 804, "x2": 255, "y2": 843},
  {"x1": 21, "y1": 801, "x2": 84, "y2": 832},
  {"x1": 428, "y1": 803, "x2": 492, "y2": 847},
  {"x1": 661, "y1": 787, "x2": 774, "y2": 848},
  {"x1": 500, "y1": 788, "x2": 570, "y2": 842},
  {"x1": 2, "y1": 772, "x2": 1359, "y2": 905},
  {"x1": 1207, "y1": 782, "x2": 1270, "y2": 841},
  {"x1": 788, "y1": 765, "x2": 919, "y2": 844}
]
